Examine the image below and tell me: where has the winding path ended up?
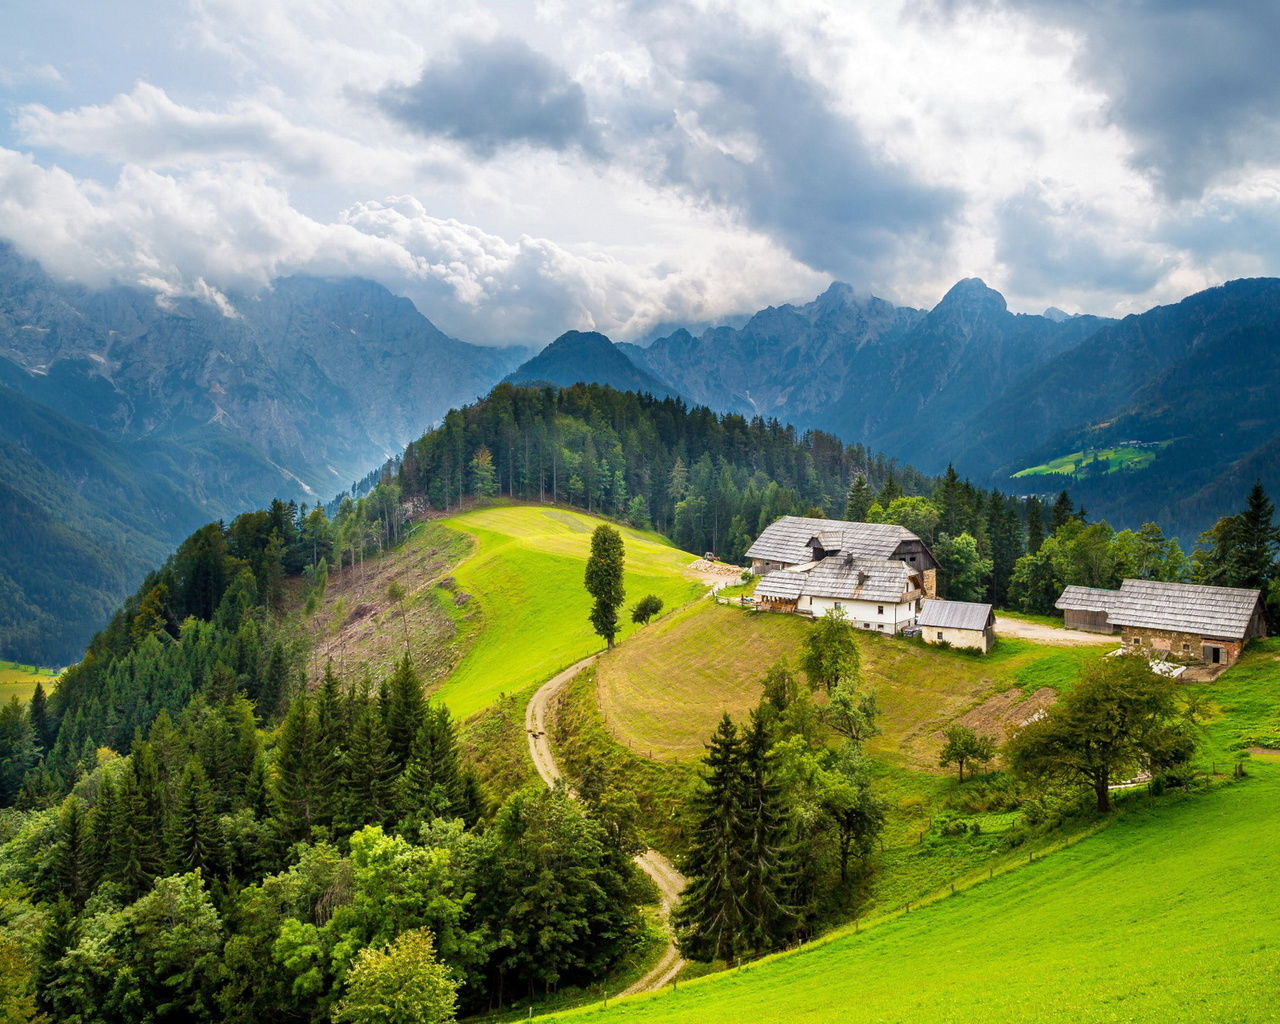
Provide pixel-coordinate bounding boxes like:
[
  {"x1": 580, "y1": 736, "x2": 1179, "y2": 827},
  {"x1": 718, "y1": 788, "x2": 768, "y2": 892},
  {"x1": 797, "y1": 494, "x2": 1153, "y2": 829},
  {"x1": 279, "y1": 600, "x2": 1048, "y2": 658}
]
[{"x1": 525, "y1": 654, "x2": 688, "y2": 995}]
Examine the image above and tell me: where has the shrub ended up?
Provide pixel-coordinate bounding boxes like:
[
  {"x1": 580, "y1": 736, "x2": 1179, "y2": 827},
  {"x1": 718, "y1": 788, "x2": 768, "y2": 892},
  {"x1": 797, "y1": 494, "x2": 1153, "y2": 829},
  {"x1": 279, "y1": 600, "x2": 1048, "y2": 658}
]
[{"x1": 631, "y1": 594, "x2": 664, "y2": 625}]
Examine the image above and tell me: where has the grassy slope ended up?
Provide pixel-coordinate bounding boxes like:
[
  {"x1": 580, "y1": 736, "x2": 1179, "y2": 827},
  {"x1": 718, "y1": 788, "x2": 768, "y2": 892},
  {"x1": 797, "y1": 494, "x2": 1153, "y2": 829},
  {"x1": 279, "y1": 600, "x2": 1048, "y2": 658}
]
[
  {"x1": 0, "y1": 660, "x2": 58, "y2": 703},
  {"x1": 596, "y1": 602, "x2": 1110, "y2": 768},
  {"x1": 544, "y1": 642, "x2": 1280, "y2": 1024},
  {"x1": 435, "y1": 506, "x2": 704, "y2": 719}
]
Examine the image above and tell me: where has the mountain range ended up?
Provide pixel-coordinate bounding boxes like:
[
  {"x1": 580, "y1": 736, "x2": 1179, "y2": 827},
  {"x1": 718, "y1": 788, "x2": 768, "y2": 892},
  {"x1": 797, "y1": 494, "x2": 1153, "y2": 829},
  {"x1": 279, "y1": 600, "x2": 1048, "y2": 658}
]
[
  {"x1": 0, "y1": 242, "x2": 527, "y2": 663},
  {"x1": 7, "y1": 236, "x2": 1280, "y2": 664},
  {"x1": 509, "y1": 278, "x2": 1280, "y2": 541}
]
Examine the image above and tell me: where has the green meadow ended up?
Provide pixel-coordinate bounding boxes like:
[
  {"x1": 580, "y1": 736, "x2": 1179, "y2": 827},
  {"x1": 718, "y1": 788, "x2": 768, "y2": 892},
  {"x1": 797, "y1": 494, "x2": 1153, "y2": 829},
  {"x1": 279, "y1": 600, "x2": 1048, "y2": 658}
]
[
  {"x1": 1012, "y1": 442, "x2": 1167, "y2": 480},
  {"x1": 541, "y1": 642, "x2": 1280, "y2": 1024},
  {"x1": 433, "y1": 506, "x2": 704, "y2": 718},
  {"x1": 0, "y1": 660, "x2": 58, "y2": 703}
]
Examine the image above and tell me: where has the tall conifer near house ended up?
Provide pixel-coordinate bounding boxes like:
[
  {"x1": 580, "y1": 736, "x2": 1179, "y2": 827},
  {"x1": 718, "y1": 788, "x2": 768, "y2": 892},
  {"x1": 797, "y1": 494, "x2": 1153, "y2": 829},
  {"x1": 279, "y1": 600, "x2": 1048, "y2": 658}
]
[
  {"x1": 384, "y1": 655, "x2": 424, "y2": 771},
  {"x1": 674, "y1": 714, "x2": 750, "y2": 962},
  {"x1": 342, "y1": 689, "x2": 394, "y2": 831},
  {"x1": 1026, "y1": 495, "x2": 1046, "y2": 553},
  {"x1": 739, "y1": 712, "x2": 797, "y2": 950},
  {"x1": 584, "y1": 525, "x2": 626, "y2": 648},
  {"x1": 843, "y1": 474, "x2": 873, "y2": 522}
]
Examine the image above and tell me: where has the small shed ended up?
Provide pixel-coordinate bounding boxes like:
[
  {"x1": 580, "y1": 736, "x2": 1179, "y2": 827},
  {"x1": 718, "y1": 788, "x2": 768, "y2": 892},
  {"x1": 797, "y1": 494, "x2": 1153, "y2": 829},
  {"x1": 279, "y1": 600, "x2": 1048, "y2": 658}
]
[{"x1": 917, "y1": 599, "x2": 996, "y2": 653}]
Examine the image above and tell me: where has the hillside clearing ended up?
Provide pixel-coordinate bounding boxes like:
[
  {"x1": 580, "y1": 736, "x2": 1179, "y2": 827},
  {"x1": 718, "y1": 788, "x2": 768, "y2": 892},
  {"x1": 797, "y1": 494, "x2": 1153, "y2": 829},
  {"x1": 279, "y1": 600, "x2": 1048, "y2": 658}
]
[
  {"x1": 0, "y1": 660, "x2": 59, "y2": 703},
  {"x1": 433, "y1": 506, "x2": 705, "y2": 718},
  {"x1": 594, "y1": 603, "x2": 1110, "y2": 770}
]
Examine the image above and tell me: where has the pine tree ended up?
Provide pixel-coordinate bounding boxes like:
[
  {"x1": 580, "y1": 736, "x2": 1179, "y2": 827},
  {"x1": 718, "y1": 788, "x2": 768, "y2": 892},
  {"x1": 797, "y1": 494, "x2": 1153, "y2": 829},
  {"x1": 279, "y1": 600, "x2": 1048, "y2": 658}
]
[
  {"x1": 878, "y1": 472, "x2": 903, "y2": 505},
  {"x1": 168, "y1": 759, "x2": 225, "y2": 876},
  {"x1": 1026, "y1": 495, "x2": 1046, "y2": 553},
  {"x1": 843, "y1": 474, "x2": 873, "y2": 522},
  {"x1": 1049, "y1": 490, "x2": 1077, "y2": 533},
  {"x1": 584, "y1": 525, "x2": 626, "y2": 648},
  {"x1": 88, "y1": 770, "x2": 119, "y2": 888},
  {"x1": 739, "y1": 712, "x2": 796, "y2": 950},
  {"x1": 341, "y1": 690, "x2": 394, "y2": 832},
  {"x1": 121, "y1": 740, "x2": 166, "y2": 897},
  {"x1": 1236, "y1": 481, "x2": 1279, "y2": 589},
  {"x1": 255, "y1": 641, "x2": 290, "y2": 723},
  {"x1": 396, "y1": 701, "x2": 465, "y2": 829},
  {"x1": 674, "y1": 714, "x2": 750, "y2": 962},
  {"x1": 313, "y1": 662, "x2": 346, "y2": 826},
  {"x1": 49, "y1": 795, "x2": 93, "y2": 907},
  {"x1": 384, "y1": 655, "x2": 424, "y2": 772},
  {"x1": 28, "y1": 683, "x2": 53, "y2": 754},
  {"x1": 470, "y1": 445, "x2": 499, "y2": 498},
  {"x1": 271, "y1": 694, "x2": 319, "y2": 846},
  {"x1": 933, "y1": 465, "x2": 965, "y2": 539}
]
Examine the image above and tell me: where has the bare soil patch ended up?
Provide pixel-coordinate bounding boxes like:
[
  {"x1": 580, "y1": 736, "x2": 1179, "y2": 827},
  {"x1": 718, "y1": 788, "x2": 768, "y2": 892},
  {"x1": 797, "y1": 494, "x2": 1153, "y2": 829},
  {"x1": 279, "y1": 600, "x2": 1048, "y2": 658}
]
[
  {"x1": 952, "y1": 686, "x2": 1057, "y2": 744},
  {"x1": 995, "y1": 616, "x2": 1118, "y2": 647},
  {"x1": 302, "y1": 523, "x2": 474, "y2": 690}
]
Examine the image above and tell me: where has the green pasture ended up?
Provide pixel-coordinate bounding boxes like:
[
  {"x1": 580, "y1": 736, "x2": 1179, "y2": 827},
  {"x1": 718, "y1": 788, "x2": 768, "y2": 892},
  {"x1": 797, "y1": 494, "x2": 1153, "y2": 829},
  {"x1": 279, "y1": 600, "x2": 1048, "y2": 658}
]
[
  {"x1": 1012, "y1": 442, "x2": 1167, "y2": 480},
  {"x1": 537, "y1": 628, "x2": 1280, "y2": 1023},
  {"x1": 0, "y1": 660, "x2": 59, "y2": 703},
  {"x1": 433, "y1": 506, "x2": 704, "y2": 718}
]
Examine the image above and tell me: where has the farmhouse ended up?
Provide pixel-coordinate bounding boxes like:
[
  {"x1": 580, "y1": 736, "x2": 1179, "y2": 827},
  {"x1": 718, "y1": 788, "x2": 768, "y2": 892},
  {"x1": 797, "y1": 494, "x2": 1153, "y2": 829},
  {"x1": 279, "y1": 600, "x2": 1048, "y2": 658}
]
[
  {"x1": 749, "y1": 516, "x2": 942, "y2": 633},
  {"x1": 917, "y1": 599, "x2": 995, "y2": 653},
  {"x1": 1055, "y1": 579, "x2": 1265, "y2": 666}
]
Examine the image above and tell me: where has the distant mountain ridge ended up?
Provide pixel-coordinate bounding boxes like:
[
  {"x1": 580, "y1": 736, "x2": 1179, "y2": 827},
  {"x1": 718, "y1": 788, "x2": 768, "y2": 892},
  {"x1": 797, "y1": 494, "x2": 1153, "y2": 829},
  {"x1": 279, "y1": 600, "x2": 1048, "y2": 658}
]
[
  {"x1": 0, "y1": 243, "x2": 530, "y2": 663},
  {"x1": 504, "y1": 330, "x2": 680, "y2": 398}
]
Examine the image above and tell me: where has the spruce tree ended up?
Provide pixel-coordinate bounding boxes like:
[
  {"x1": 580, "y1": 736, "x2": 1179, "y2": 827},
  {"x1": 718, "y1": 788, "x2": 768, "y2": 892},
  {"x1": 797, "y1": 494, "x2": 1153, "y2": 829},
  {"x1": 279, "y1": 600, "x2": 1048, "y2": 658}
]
[
  {"x1": 933, "y1": 465, "x2": 965, "y2": 539},
  {"x1": 396, "y1": 701, "x2": 465, "y2": 829},
  {"x1": 1236, "y1": 481, "x2": 1279, "y2": 589},
  {"x1": 88, "y1": 770, "x2": 119, "y2": 889},
  {"x1": 1026, "y1": 495, "x2": 1046, "y2": 553},
  {"x1": 313, "y1": 662, "x2": 347, "y2": 826},
  {"x1": 341, "y1": 689, "x2": 394, "y2": 832},
  {"x1": 255, "y1": 641, "x2": 290, "y2": 723},
  {"x1": 878, "y1": 472, "x2": 903, "y2": 505},
  {"x1": 28, "y1": 683, "x2": 53, "y2": 754},
  {"x1": 739, "y1": 712, "x2": 797, "y2": 950},
  {"x1": 384, "y1": 655, "x2": 424, "y2": 772},
  {"x1": 674, "y1": 714, "x2": 750, "y2": 962},
  {"x1": 1049, "y1": 490, "x2": 1077, "y2": 533},
  {"x1": 168, "y1": 758, "x2": 225, "y2": 876},
  {"x1": 49, "y1": 795, "x2": 93, "y2": 907},
  {"x1": 843, "y1": 474, "x2": 873, "y2": 522},
  {"x1": 584, "y1": 525, "x2": 626, "y2": 648},
  {"x1": 271, "y1": 694, "x2": 319, "y2": 845},
  {"x1": 122, "y1": 740, "x2": 166, "y2": 896}
]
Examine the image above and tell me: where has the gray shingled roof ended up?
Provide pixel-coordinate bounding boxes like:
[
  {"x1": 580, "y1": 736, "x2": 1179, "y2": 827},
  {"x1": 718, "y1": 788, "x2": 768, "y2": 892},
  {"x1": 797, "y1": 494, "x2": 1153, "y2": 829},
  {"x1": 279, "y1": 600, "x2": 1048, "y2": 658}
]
[
  {"x1": 918, "y1": 599, "x2": 993, "y2": 631},
  {"x1": 1055, "y1": 586, "x2": 1119, "y2": 612},
  {"x1": 803, "y1": 557, "x2": 919, "y2": 603},
  {"x1": 756, "y1": 570, "x2": 807, "y2": 601},
  {"x1": 746, "y1": 516, "x2": 918, "y2": 565},
  {"x1": 1055, "y1": 579, "x2": 1262, "y2": 639}
]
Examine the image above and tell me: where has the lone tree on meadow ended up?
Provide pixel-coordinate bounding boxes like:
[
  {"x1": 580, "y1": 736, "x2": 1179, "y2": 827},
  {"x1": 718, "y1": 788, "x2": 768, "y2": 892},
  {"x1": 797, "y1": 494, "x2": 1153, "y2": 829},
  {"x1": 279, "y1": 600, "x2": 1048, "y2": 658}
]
[
  {"x1": 585, "y1": 524, "x2": 626, "y2": 647},
  {"x1": 800, "y1": 607, "x2": 860, "y2": 691},
  {"x1": 939, "y1": 725, "x2": 996, "y2": 782},
  {"x1": 631, "y1": 594, "x2": 663, "y2": 625},
  {"x1": 1006, "y1": 654, "x2": 1198, "y2": 812}
]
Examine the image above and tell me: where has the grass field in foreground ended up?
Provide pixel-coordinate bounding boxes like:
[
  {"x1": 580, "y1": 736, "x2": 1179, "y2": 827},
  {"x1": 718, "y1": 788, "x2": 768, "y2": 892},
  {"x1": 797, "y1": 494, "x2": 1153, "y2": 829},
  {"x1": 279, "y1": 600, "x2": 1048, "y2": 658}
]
[
  {"x1": 0, "y1": 660, "x2": 59, "y2": 703},
  {"x1": 547, "y1": 765, "x2": 1280, "y2": 1024},
  {"x1": 434, "y1": 506, "x2": 704, "y2": 718},
  {"x1": 595, "y1": 602, "x2": 1111, "y2": 767}
]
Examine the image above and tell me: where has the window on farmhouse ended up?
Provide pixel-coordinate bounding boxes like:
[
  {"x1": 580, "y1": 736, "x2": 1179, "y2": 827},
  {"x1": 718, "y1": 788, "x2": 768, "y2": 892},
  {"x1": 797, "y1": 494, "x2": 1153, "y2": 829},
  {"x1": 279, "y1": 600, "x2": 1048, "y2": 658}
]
[
  {"x1": 1132, "y1": 637, "x2": 1141, "y2": 645},
  {"x1": 877, "y1": 605, "x2": 884, "y2": 615},
  {"x1": 937, "y1": 631, "x2": 944, "y2": 640}
]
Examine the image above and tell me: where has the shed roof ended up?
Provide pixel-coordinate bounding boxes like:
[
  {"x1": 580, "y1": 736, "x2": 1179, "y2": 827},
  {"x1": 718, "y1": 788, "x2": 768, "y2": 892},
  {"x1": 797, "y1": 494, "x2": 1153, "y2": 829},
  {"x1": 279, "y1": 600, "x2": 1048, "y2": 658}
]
[
  {"x1": 1055, "y1": 585, "x2": 1119, "y2": 612},
  {"x1": 746, "y1": 516, "x2": 919, "y2": 565},
  {"x1": 755, "y1": 571, "x2": 807, "y2": 601},
  {"x1": 1054, "y1": 579, "x2": 1262, "y2": 639},
  {"x1": 918, "y1": 599, "x2": 993, "y2": 631}
]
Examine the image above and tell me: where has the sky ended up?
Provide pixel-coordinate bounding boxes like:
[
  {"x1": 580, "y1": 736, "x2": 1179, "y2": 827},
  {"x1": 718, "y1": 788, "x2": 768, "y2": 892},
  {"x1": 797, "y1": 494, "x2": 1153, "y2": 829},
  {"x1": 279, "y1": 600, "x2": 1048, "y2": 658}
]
[{"x1": 2, "y1": 0, "x2": 1279, "y2": 346}]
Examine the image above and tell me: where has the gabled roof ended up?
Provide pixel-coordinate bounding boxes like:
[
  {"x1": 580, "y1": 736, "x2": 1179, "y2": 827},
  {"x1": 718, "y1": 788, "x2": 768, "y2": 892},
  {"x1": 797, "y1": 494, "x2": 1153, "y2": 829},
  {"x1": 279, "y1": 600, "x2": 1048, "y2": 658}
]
[
  {"x1": 918, "y1": 599, "x2": 993, "y2": 631},
  {"x1": 1055, "y1": 585, "x2": 1119, "y2": 612},
  {"x1": 746, "y1": 515, "x2": 919, "y2": 565},
  {"x1": 1054, "y1": 579, "x2": 1262, "y2": 639},
  {"x1": 757, "y1": 556, "x2": 920, "y2": 605}
]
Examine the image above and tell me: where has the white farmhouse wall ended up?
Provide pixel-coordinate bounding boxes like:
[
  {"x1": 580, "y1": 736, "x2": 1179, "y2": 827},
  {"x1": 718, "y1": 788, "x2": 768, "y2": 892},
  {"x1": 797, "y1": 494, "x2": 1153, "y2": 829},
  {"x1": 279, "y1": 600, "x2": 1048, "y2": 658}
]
[
  {"x1": 923, "y1": 625, "x2": 993, "y2": 653},
  {"x1": 803, "y1": 595, "x2": 917, "y2": 633}
]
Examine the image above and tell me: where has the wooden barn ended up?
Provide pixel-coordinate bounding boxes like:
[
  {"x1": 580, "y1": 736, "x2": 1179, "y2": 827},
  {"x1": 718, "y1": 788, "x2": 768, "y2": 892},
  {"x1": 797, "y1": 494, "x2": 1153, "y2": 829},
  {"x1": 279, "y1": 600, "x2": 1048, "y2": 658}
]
[
  {"x1": 917, "y1": 599, "x2": 996, "y2": 653},
  {"x1": 1055, "y1": 580, "x2": 1265, "y2": 666}
]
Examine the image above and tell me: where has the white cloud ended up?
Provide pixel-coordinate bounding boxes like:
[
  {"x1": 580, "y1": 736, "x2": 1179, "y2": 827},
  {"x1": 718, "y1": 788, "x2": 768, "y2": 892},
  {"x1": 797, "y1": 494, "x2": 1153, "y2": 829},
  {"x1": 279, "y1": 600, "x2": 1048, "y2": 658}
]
[{"x1": 2, "y1": 0, "x2": 1280, "y2": 340}]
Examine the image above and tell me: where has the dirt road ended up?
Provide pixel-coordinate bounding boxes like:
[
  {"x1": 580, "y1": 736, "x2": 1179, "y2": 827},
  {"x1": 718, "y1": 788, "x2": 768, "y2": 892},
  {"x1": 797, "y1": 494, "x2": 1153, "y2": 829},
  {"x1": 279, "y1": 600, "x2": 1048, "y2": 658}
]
[
  {"x1": 995, "y1": 616, "x2": 1118, "y2": 647},
  {"x1": 525, "y1": 654, "x2": 688, "y2": 995}
]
